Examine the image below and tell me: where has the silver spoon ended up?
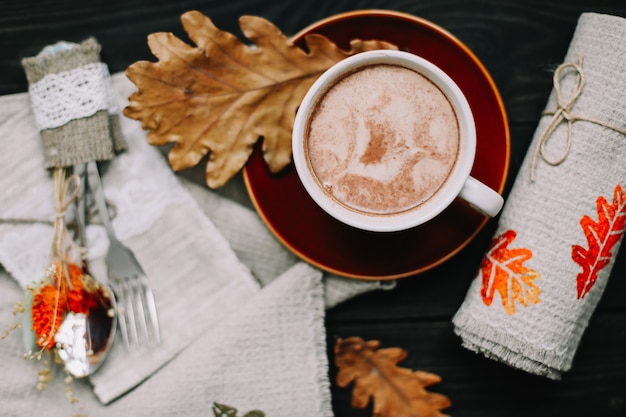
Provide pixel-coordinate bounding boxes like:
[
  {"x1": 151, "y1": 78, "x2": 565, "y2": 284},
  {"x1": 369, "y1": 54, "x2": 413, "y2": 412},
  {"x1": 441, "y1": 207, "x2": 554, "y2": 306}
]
[{"x1": 54, "y1": 163, "x2": 117, "y2": 378}]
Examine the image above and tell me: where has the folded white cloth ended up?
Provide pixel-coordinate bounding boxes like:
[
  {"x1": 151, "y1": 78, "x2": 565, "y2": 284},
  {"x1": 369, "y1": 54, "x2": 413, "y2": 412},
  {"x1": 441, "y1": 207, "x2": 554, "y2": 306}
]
[
  {"x1": 453, "y1": 12, "x2": 626, "y2": 379},
  {"x1": 0, "y1": 72, "x2": 393, "y2": 412},
  {"x1": 1, "y1": 262, "x2": 333, "y2": 416}
]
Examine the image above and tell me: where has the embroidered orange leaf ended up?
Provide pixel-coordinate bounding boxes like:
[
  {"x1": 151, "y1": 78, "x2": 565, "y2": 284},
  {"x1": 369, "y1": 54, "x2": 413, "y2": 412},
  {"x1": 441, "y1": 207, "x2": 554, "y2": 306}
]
[
  {"x1": 334, "y1": 337, "x2": 451, "y2": 417},
  {"x1": 572, "y1": 184, "x2": 626, "y2": 299},
  {"x1": 124, "y1": 11, "x2": 397, "y2": 188},
  {"x1": 480, "y1": 229, "x2": 540, "y2": 315}
]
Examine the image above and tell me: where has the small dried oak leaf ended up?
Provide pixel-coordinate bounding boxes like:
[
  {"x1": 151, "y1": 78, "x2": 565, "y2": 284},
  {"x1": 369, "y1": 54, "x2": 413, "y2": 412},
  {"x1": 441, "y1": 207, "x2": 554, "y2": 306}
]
[
  {"x1": 123, "y1": 11, "x2": 397, "y2": 188},
  {"x1": 335, "y1": 337, "x2": 451, "y2": 417}
]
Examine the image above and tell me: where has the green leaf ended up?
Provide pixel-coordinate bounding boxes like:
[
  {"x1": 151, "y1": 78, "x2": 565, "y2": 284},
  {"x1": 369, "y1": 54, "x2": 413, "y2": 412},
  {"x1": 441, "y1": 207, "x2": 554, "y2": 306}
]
[{"x1": 212, "y1": 403, "x2": 264, "y2": 417}]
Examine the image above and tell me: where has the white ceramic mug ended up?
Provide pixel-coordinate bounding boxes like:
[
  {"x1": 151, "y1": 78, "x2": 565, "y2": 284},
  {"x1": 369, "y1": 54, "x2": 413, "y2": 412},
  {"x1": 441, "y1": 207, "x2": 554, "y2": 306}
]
[{"x1": 292, "y1": 50, "x2": 503, "y2": 232}]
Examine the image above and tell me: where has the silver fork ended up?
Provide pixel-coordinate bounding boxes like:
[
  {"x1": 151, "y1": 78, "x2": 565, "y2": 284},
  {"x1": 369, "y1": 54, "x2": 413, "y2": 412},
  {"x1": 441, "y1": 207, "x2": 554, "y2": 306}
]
[{"x1": 86, "y1": 161, "x2": 161, "y2": 350}]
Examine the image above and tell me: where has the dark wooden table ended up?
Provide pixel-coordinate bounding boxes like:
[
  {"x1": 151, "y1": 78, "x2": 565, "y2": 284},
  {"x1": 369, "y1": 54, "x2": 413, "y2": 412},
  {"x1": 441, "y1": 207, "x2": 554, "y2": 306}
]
[{"x1": 1, "y1": 1, "x2": 625, "y2": 416}]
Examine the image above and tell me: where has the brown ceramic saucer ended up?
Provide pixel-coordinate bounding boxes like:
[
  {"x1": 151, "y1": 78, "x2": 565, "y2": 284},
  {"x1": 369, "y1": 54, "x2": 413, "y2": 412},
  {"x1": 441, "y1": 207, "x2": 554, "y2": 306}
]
[{"x1": 243, "y1": 9, "x2": 510, "y2": 280}]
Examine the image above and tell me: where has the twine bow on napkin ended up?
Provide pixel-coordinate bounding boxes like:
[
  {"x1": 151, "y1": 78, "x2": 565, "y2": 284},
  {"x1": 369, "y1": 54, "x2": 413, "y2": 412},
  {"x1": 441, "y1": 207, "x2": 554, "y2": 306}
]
[
  {"x1": 453, "y1": 12, "x2": 626, "y2": 379},
  {"x1": 530, "y1": 55, "x2": 626, "y2": 181}
]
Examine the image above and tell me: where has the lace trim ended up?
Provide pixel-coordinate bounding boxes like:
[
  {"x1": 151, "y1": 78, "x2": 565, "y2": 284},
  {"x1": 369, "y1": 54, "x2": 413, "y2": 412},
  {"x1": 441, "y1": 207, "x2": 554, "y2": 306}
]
[
  {"x1": 28, "y1": 62, "x2": 117, "y2": 130},
  {"x1": 85, "y1": 107, "x2": 190, "y2": 259}
]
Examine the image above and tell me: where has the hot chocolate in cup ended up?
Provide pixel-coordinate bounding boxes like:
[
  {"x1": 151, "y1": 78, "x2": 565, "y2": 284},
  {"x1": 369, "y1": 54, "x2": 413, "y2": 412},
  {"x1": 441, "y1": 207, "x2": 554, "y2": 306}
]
[{"x1": 292, "y1": 50, "x2": 504, "y2": 232}]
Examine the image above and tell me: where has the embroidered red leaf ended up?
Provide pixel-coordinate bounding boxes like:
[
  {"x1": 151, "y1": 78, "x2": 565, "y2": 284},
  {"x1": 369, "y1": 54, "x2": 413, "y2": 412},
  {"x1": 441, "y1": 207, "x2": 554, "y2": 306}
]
[
  {"x1": 334, "y1": 337, "x2": 451, "y2": 417},
  {"x1": 572, "y1": 184, "x2": 626, "y2": 299},
  {"x1": 480, "y1": 229, "x2": 540, "y2": 315}
]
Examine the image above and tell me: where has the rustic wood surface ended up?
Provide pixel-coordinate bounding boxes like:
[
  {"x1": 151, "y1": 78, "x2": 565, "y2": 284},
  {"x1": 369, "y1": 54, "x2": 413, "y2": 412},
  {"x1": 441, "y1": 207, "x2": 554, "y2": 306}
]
[{"x1": 1, "y1": 1, "x2": 625, "y2": 416}]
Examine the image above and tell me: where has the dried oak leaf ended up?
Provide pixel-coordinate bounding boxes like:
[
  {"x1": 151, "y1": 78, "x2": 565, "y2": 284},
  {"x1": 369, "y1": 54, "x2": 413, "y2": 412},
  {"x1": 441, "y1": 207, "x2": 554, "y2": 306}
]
[
  {"x1": 124, "y1": 11, "x2": 397, "y2": 188},
  {"x1": 335, "y1": 337, "x2": 451, "y2": 417}
]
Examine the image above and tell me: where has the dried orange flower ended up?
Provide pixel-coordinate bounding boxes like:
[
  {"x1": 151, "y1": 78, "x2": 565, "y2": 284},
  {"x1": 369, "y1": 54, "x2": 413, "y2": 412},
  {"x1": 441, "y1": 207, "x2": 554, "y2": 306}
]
[
  {"x1": 30, "y1": 260, "x2": 98, "y2": 350},
  {"x1": 31, "y1": 281, "x2": 65, "y2": 350}
]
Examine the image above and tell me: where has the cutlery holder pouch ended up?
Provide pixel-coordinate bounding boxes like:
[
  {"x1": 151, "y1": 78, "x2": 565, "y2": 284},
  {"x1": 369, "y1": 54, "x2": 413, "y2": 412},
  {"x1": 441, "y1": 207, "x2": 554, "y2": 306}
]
[
  {"x1": 453, "y1": 12, "x2": 626, "y2": 379},
  {"x1": 21, "y1": 37, "x2": 126, "y2": 167}
]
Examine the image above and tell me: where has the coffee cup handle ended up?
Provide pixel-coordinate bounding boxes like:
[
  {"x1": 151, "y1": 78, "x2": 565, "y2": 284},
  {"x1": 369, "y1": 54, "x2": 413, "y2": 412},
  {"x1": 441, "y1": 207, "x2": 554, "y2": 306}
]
[{"x1": 458, "y1": 176, "x2": 504, "y2": 217}]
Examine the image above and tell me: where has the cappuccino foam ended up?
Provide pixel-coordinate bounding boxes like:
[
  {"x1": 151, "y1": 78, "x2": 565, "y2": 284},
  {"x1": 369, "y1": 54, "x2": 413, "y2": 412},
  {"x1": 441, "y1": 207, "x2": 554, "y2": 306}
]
[{"x1": 305, "y1": 64, "x2": 460, "y2": 215}]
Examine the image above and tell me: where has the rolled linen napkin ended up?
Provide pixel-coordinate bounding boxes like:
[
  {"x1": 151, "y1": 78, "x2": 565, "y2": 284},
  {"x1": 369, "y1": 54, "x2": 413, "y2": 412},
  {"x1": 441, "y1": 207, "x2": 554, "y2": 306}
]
[
  {"x1": 0, "y1": 51, "x2": 393, "y2": 410},
  {"x1": 453, "y1": 12, "x2": 626, "y2": 379}
]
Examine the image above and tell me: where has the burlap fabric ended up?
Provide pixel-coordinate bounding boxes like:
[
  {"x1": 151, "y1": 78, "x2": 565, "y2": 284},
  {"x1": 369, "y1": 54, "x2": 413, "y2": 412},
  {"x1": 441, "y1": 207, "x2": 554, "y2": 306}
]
[{"x1": 21, "y1": 37, "x2": 125, "y2": 167}]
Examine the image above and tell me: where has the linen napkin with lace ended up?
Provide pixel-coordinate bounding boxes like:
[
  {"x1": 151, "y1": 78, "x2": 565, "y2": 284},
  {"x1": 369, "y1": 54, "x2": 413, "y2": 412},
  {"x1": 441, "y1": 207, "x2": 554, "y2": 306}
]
[
  {"x1": 0, "y1": 55, "x2": 392, "y2": 415},
  {"x1": 453, "y1": 12, "x2": 626, "y2": 379},
  {"x1": 0, "y1": 69, "x2": 261, "y2": 404}
]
